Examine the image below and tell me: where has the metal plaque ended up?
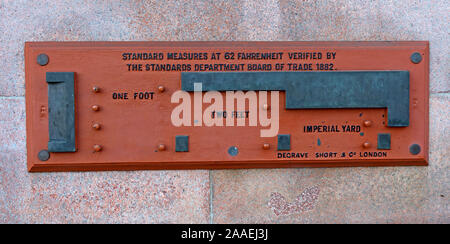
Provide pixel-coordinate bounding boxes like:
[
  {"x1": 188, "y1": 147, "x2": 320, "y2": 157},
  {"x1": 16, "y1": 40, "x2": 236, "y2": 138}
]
[{"x1": 25, "y1": 42, "x2": 429, "y2": 172}]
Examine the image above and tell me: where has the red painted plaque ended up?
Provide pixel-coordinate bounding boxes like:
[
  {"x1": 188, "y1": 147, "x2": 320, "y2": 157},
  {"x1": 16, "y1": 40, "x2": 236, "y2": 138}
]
[{"x1": 25, "y1": 42, "x2": 429, "y2": 172}]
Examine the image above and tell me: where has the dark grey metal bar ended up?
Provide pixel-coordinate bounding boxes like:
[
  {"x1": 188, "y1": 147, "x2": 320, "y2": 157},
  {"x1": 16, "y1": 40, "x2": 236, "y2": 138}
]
[
  {"x1": 46, "y1": 72, "x2": 76, "y2": 152},
  {"x1": 181, "y1": 71, "x2": 410, "y2": 127}
]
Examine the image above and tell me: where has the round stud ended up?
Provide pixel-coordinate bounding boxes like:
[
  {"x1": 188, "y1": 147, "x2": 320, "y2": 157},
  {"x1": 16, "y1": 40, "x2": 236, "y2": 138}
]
[
  {"x1": 363, "y1": 120, "x2": 372, "y2": 127},
  {"x1": 158, "y1": 86, "x2": 165, "y2": 93},
  {"x1": 228, "y1": 146, "x2": 238, "y2": 156},
  {"x1": 92, "y1": 86, "x2": 100, "y2": 93},
  {"x1": 263, "y1": 143, "x2": 270, "y2": 150},
  {"x1": 38, "y1": 150, "x2": 50, "y2": 161},
  {"x1": 362, "y1": 142, "x2": 371, "y2": 148},
  {"x1": 410, "y1": 52, "x2": 422, "y2": 64},
  {"x1": 409, "y1": 144, "x2": 421, "y2": 155},
  {"x1": 262, "y1": 104, "x2": 269, "y2": 110},
  {"x1": 158, "y1": 144, "x2": 166, "y2": 151},
  {"x1": 93, "y1": 144, "x2": 102, "y2": 152},
  {"x1": 37, "y1": 54, "x2": 49, "y2": 66},
  {"x1": 92, "y1": 123, "x2": 101, "y2": 130},
  {"x1": 92, "y1": 105, "x2": 100, "y2": 111}
]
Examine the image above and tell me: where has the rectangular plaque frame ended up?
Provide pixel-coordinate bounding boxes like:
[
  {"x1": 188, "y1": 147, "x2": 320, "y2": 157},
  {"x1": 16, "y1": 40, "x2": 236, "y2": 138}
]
[{"x1": 25, "y1": 41, "x2": 429, "y2": 172}]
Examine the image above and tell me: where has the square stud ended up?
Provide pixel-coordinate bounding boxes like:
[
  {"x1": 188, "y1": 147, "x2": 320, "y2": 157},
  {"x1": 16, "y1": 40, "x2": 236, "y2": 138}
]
[
  {"x1": 277, "y1": 134, "x2": 291, "y2": 151},
  {"x1": 175, "y1": 135, "x2": 189, "y2": 152},
  {"x1": 377, "y1": 133, "x2": 391, "y2": 150}
]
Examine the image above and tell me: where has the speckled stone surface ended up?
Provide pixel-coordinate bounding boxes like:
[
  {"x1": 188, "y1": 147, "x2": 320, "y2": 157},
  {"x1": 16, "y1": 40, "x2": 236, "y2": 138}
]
[{"x1": 0, "y1": 0, "x2": 449, "y2": 223}]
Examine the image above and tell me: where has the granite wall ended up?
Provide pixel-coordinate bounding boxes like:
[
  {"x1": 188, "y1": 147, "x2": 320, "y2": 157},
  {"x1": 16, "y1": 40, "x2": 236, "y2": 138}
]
[{"x1": 0, "y1": 0, "x2": 448, "y2": 223}]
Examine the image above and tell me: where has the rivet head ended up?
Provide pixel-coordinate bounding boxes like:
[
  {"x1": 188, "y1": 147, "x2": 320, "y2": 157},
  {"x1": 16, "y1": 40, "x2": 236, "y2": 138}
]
[
  {"x1": 93, "y1": 144, "x2": 102, "y2": 152},
  {"x1": 38, "y1": 150, "x2": 50, "y2": 161},
  {"x1": 363, "y1": 142, "x2": 371, "y2": 148},
  {"x1": 92, "y1": 123, "x2": 101, "y2": 130},
  {"x1": 158, "y1": 86, "x2": 165, "y2": 92},
  {"x1": 92, "y1": 86, "x2": 100, "y2": 93},
  {"x1": 158, "y1": 144, "x2": 166, "y2": 151},
  {"x1": 409, "y1": 144, "x2": 421, "y2": 155},
  {"x1": 410, "y1": 52, "x2": 422, "y2": 64},
  {"x1": 37, "y1": 54, "x2": 49, "y2": 66},
  {"x1": 92, "y1": 105, "x2": 100, "y2": 111},
  {"x1": 363, "y1": 120, "x2": 372, "y2": 127},
  {"x1": 262, "y1": 104, "x2": 269, "y2": 110},
  {"x1": 263, "y1": 143, "x2": 270, "y2": 150}
]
